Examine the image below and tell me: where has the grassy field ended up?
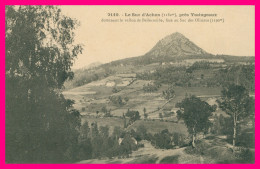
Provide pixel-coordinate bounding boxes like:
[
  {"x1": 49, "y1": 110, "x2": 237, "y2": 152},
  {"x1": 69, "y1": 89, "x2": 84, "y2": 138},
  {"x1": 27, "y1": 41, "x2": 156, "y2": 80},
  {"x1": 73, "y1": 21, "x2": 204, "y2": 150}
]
[
  {"x1": 127, "y1": 119, "x2": 188, "y2": 135},
  {"x1": 64, "y1": 75, "x2": 224, "y2": 119}
]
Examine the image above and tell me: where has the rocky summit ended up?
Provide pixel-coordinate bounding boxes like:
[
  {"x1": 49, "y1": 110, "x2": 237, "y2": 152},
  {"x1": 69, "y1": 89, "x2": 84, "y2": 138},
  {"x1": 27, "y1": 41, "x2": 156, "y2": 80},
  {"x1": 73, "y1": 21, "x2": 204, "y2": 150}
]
[{"x1": 146, "y1": 32, "x2": 208, "y2": 57}]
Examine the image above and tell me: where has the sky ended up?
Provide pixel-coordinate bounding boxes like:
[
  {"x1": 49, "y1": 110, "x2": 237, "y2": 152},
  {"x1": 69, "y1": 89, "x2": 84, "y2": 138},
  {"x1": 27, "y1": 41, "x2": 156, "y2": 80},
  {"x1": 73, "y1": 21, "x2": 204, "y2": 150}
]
[{"x1": 60, "y1": 6, "x2": 255, "y2": 69}]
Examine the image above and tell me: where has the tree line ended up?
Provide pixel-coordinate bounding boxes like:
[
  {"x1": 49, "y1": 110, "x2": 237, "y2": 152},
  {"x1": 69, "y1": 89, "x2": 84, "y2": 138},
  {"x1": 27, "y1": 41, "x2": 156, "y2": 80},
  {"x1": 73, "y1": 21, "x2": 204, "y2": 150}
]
[{"x1": 136, "y1": 62, "x2": 255, "y2": 91}]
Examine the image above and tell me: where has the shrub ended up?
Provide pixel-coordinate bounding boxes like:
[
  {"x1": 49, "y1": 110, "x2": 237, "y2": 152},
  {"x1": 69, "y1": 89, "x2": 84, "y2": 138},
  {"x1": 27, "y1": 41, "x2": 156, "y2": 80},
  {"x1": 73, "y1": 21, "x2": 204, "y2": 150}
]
[
  {"x1": 112, "y1": 87, "x2": 119, "y2": 93},
  {"x1": 126, "y1": 110, "x2": 140, "y2": 123},
  {"x1": 138, "y1": 143, "x2": 145, "y2": 148},
  {"x1": 152, "y1": 129, "x2": 173, "y2": 149},
  {"x1": 159, "y1": 155, "x2": 179, "y2": 164},
  {"x1": 184, "y1": 140, "x2": 211, "y2": 155},
  {"x1": 143, "y1": 82, "x2": 161, "y2": 92},
  {"x1": 238, "y1": 148, "x2": 255, "y2": 163},
  {"x1": 173, "y1": 132, "x2": 186, "y2": 147}
]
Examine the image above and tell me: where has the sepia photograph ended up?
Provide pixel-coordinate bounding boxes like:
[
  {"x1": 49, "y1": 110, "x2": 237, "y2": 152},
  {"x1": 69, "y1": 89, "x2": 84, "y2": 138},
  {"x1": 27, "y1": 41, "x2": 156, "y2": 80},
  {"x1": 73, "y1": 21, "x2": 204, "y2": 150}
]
[{"x1": 5, "y1": 5, "x2": 255, "y2": 164}]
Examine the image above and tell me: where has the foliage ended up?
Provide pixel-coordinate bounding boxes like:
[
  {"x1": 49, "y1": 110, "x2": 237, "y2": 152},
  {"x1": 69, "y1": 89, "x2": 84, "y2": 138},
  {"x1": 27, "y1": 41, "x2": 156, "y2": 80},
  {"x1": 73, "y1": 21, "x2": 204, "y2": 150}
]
[
  {"x1": 5, "y1": 6, "x2": 82, "y2": 163},
  {"x1": 218, "y1": 84, "x2": 254, "y2": 119},
  {"x1": 125, "y1": 110, "x2": 141, "y2": 123},
  {"x1": 151, "y1": 129, "x2": 173, "y2": 149},
  {"x1": 237, "y1": 148, "x2": 255, "y2": 163},
  {"x1": 159, "y1": 113, "x2": 163, "y2": 119},
  {"x1": 186, "y1": 61, "x2": 210, "y2": 73},
  {"x1": 218, "y1": 84, "x2": 254, "y2": 147},
  {"x1": 184, "y1": 140, "x2": 211, "y2": 155},
  {"x1": 163, "y1": 111, "x2": 174, "y2": 118},
  {"x1": 77, "y1": 122, "x2": 139, "y2": 160},
  {"x1": 135, "y1": 125, "x2": 148, "y2": 141},
  {"x1": 211, "y1": 114, "x2": 233, "y2": 135},
  {"x1": 143, "y1": 107, "x2": 148, "y2": 119},
  {"x1": 136, "y1": 62, "x2": 254, "y2": 91},
  {"x1": 112, "y1": 87, "x2": 119, "y2": 93},
  {"x1": 214, "y1": 65, "x2": 255, "y2": 91},
  {"x1": 109, "y1": 95, "x2": 129, "y2": 106},
  {"x1": 137, "y1": 66, "x2": 194, "y2": 87},
  {"x1": 101, "y1": 106, "x2": 107, "y2": 114},
  {"x1": 172, "y1": 132, "x2": 186, "y2": 147},
  {"x1": 176, "y1": 95, "x2": 215, "y2": 147},
  {"x1": 176, "y1": 110, "x2": 182, "y2": 121},
  {"x1": 159, "y1": 155, "x2": 179, "y2": 164},
  {"x1": 65, "y1": 66, "x2": 115, "y2": 89},
  {"x1": 143, "y1": 82, "x2": 161, "y2": 92},
  {"x1": 162, "y1": 85, "x2": 175, "y2": 100}
]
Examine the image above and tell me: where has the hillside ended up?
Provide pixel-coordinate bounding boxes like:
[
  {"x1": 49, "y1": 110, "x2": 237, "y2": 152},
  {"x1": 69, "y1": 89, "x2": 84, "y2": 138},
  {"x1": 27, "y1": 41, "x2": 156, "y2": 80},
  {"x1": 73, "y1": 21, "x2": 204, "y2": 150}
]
[
  {"x1": 64, "y1": 32, "x2": 254, "y2": 118},
  {"x1": 63, "y1": 32, "x2": 255, "y2": 164},
  {"x1": 146, "y1": 32, "x2": 208, "y2": 57},
  {"x1": 77, "y1": 138, "x2": 244, "y2": 164},
  {"x1": 64, "y1": 32, "x2": 254, "y2": 90}
]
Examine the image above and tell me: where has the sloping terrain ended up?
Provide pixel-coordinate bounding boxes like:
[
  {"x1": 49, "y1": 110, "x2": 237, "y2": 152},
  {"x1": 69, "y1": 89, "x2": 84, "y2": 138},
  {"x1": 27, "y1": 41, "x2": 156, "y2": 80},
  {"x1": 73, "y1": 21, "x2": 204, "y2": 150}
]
[
  {"x1": 64, "y1": 73, "x2": 223, "y2": 119},
  {"x1": 77, "y1": 137, "x2": 242, "y2": 164},
  {"x1": 63, "y1": 32, "x2": 254, "y2": 164},
  {"x1": 147, "y1": 32, "x2": 208, "y2": 57}
]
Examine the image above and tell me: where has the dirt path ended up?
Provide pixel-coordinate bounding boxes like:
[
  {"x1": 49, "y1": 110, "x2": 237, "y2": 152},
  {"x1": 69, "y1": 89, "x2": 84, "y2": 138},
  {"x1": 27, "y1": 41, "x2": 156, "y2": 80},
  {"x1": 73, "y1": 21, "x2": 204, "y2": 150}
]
[
  {"x1": 146, "y1": 97, "x2": 174, "y2": 115},
  {"x1": 77, "y1": 140, "x2": 187, "y2": 164}
]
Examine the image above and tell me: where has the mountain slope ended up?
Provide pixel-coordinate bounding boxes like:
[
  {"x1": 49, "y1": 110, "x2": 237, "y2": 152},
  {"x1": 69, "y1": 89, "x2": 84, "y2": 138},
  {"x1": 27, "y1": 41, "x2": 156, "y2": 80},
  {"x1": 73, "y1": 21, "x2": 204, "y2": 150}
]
[{"x1": 146, "y1": 32, "x2": 208, "y2": 57}]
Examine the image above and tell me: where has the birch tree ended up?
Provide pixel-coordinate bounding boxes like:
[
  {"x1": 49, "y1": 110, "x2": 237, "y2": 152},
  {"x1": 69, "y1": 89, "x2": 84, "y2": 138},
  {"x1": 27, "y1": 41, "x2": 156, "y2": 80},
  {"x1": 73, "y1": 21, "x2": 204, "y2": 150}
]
[{"x1": 218, "y1": 84, "x2": 254, "y2": 150}]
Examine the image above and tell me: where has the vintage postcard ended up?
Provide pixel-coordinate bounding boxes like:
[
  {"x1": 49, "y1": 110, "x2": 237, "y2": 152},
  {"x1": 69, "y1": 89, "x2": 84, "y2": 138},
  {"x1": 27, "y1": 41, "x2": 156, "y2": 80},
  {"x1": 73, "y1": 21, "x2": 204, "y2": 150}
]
[{"x1": 4, "y1": 5, "x2": 255, "y2": 164}]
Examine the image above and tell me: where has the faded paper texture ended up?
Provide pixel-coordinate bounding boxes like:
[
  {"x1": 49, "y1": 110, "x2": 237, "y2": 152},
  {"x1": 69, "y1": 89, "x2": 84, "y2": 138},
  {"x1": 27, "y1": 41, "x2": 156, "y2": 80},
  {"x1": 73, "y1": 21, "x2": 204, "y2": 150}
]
[
  {"x1": 6, "y1": 5, "x2": 254, "y2": 164},
  {"x1": 60, "y1": 6, "x2": 254, "y2": 69}
]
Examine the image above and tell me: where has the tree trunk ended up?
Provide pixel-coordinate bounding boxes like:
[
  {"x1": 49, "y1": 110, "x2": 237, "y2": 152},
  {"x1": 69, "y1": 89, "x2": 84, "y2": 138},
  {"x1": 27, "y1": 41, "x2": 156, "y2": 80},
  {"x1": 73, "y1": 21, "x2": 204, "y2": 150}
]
[
  {"x1": 192, "y1": 127, "x2": 196, "y2": 148},
  {"x1": 233, "y1": 114, "x2": 237, "y2": 151},
  {"x1": 192, "y1": 134, "x2": 196, "y2": 148}
]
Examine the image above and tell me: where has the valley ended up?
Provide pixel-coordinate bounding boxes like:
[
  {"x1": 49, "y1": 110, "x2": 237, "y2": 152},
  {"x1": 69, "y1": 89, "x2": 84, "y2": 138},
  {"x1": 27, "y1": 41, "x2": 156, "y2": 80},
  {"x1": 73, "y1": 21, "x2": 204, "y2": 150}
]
[{"x1": 63, "y1": 32, "x2": 255, "y2": 164}]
